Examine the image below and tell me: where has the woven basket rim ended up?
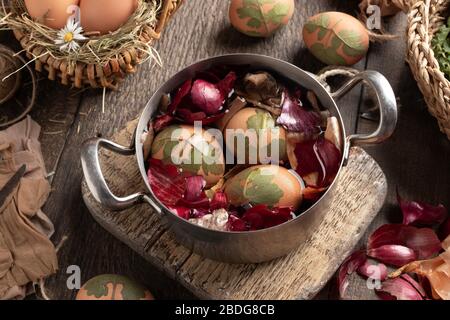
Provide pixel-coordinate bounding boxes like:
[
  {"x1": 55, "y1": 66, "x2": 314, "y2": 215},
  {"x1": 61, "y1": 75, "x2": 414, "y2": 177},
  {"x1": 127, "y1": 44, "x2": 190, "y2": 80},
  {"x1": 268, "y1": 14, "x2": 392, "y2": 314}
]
[
  {"x1": 5, "y1": 0, "x2": 183, "y2": 89},
  {"x1": 405, "y1": 0, "x2": 450, "y2": 139}
]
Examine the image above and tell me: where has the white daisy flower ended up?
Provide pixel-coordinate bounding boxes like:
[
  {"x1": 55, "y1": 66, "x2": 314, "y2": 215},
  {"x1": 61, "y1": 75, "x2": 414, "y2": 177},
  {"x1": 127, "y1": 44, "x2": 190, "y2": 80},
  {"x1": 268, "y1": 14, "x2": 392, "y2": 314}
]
[{"x1": 55, "y1": 18, "x2": 87, "y2": 52}]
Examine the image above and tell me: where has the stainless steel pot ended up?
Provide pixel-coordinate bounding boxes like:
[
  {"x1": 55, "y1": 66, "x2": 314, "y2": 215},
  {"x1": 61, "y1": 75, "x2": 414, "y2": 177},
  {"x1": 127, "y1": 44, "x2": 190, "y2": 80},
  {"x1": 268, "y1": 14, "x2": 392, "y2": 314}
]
[{"x1": 81, "y1": 54, "x2": 397, "y2": 263}]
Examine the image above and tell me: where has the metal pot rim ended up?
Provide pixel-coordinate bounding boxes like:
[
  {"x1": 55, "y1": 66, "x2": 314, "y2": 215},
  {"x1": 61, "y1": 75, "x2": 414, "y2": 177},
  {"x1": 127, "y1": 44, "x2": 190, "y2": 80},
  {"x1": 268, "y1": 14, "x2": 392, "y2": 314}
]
[
  {"x1": 132, "y1": 54, "x2": 378, "y2": 235},
  {"x1": 81, "y1": 53, "x2": 397, "y2": 239}
]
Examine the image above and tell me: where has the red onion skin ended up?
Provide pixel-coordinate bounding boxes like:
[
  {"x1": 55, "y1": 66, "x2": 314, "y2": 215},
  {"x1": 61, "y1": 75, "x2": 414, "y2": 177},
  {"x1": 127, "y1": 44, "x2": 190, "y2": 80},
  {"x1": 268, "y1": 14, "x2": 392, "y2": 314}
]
[
  {"x1": 367, "y1": 245, "x2": 417, "y2": 267},
  {"x1": 357, "y1": 261, "x2": 388, "y2": 281},
  {"x1": 153, "y1": 114, "x2": 174, "y2": 132},
  {"x1": 337, "y1": 250, "x2": 367, "y2": 298},
  {"x1": 293, "y1": 137, "x2": 341, "y2": 188},
  {"x1": 368, "y1": 224, "x2": 441, "y2": 260},
  {"x1": 191, "y1": 80, "x2": 224, "y2": 115},
  {"x1": 376, "y1": 276, "x2": 426, "y2": 300},
  {"x1": 147, "y1": 159, "x2": 185, "y2": 207},
  {"x1": 210, "y1": 192, "x2": 228, "y2": 211},
  {"x1": 397, "y1": 191, "x2": 448, "y2": 226},
  {"x1": 277, "y1": 89, "x2": 322, "y2": 134},
  {"x1": 184, "y1": 176, "x2": 206, "y2": 202}
]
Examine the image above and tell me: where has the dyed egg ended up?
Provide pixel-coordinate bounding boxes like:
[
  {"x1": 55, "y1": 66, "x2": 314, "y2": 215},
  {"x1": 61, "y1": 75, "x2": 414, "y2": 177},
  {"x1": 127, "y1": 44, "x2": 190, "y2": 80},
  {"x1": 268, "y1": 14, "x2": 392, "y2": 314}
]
[
  {"x1": 224, "y1": 165, "x2": 303, "y2": 210},
  {"x1": 229, "y1": 0, "x2": 295, "y2": 37},
  {"x1": 224, "y1": 107, "x2": 287, "y2": 165},
  {"x1": 151, "y1": 125, "x2": 225, "y2": 187},
  {"x1": 76, "y1": 274, "x2": 154, "y2": 300},
  {"x1": 24, "y1": 0, "x2": 79, "y2": 29},
  {"x1": 80, "y1": 0, "x2": 138, "y2": 35},
  {"x1": 303, "y1": 11, "x2": 369, "y2": 66}
]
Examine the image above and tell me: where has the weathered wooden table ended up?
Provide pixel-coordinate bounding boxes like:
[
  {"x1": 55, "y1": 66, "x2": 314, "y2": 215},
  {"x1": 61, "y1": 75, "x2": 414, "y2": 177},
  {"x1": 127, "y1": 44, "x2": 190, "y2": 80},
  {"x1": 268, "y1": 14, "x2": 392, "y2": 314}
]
[{"x1": 2, "y1": 0, "x2": 449, "y2": 300}]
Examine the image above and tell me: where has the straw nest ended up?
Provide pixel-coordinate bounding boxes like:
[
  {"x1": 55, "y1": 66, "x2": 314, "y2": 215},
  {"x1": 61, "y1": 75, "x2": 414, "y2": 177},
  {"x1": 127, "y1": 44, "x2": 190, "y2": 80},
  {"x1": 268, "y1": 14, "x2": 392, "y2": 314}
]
[{"x1": 0, "y1": 0, "x2": 183, "y2": 89}]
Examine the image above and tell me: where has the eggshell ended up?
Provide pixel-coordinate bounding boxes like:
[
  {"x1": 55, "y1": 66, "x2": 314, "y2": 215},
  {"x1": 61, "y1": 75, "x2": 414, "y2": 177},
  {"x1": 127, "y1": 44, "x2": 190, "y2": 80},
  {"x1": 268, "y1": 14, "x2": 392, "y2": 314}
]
[
  {"x1": 151, "y1": 125, "x2": 225, "y2": 187},
  {"x1": 224, "y1": 165, "x2": 303, "y2": 210},
  {"x1": 303, "y1": 11, "x2": 369, "y2": 66},
  {"x1": 229, "y1": 0, "x2": 295, "y2": 37},
  {"x1": 80, "y1": 0, "x2": 138, "y2": 35},
  {"x1": 76, "y1": 274, "x2": 154, "y2": 300},
  {"x1": 224, "y1": 107, "x2": 287, "y2": 164},
  {"x1": 24, "y1": 0, "x2": 80, "y2": 29}
]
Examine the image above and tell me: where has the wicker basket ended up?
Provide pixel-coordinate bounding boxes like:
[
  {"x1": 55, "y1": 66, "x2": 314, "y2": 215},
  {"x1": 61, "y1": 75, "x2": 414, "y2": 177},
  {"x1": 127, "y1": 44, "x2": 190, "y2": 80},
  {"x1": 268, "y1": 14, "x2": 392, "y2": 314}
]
[
  {"x1": 10, "y1": 0, "x2": 183, "y2": 89},
  {"x1": 395, "y1": 0, "x2": 450, "y2": 139}
]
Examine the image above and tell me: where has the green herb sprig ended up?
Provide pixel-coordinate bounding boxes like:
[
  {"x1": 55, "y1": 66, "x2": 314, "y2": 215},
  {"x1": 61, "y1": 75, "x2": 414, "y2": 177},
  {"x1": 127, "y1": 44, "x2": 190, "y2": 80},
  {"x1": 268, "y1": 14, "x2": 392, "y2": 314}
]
[{"x1": 432, "y1": 17, "x2": 450, "y2": 79}]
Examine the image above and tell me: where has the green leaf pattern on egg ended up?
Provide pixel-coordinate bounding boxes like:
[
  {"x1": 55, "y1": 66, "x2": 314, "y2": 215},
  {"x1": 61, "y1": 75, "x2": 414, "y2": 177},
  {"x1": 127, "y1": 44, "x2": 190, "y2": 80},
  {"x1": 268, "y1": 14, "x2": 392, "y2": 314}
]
[
  {"x1": 201, "y1": 146, "x2": 225, "y2": 176},
  {"x1": 247, "y1": 108, "x2": 275, "y2": 130},
  {"x1": 83, "y1": 275, "x2": 148, "y2": 300},
  {"x1": 304, "y1": 12, "x2": 329, "y2": 39},
  {"x1": 304, "y1": 12, "x2": 367, "y2": 66},
  {"x1": 160, "y1": 131, "x2": 223, "y2": 177},
  {"x1": 237, "y1": 0, "x2": 291, "y2": 36},
  {"x1": 245, "y1": 109, "x2": 286, "y2": 161},
  {"x1": 151, "y1": 124, "x2": 181, "y2": 155},
  {"x1": 243, "y1": 168, "x2": 284, "y2": 206},
  {"x1": 226, "y1": 169, "x2": 253, "y2": 204}
]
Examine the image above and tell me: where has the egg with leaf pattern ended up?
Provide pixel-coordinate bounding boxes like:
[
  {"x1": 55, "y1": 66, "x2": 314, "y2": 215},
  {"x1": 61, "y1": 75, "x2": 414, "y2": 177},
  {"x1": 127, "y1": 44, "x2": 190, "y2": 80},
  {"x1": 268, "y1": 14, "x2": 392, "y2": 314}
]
[
  {"x1": 224, "y1": 107, "x2": 287, "y2": 165},
  {"x1": 303, "y1": 11, "x2": 369, "y2": 66},
  {"x1": 151, "y1": 125, "x2": 225, "y2": 187},
  {"x1": 76, "y1": 274, "x2": 154, "y2": 300},
  {"x1": 229, "y1": 0, "x2": 295, "y2": 37},
  {"x1": 224, "y1": 165, "x2": 303, "y2": 210}
]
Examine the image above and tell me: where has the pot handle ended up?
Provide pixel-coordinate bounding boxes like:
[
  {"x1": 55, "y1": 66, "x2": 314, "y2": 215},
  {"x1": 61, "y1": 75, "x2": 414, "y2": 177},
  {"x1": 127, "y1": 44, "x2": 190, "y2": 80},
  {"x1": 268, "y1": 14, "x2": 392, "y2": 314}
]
[
  {"x1": 331, "y1": 70, "x2": 398, "y2": 163},
  {"x1": 81, "y1": 138, "x2": 162, "y2": 214}
]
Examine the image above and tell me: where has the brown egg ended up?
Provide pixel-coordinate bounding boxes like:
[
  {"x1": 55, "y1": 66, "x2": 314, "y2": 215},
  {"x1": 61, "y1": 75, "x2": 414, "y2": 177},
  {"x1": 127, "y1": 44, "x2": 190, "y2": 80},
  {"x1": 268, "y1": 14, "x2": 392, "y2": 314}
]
[
  {"x1": 229, "y1": 0, "x2": 295, "y2": 37},
  {"x1": 76, "y1": 274, "x2": 154, "y2": 300},
  {"x1": 24, "y1": 0, "x2": 80, "y2": 29},
  {"x1": 151, "y1": 125, "x2": 225, "y2": 187},
  {"x1": 303, "y1": 11, "x2": 369, "y2": 66},
  {"x1": 224, "y1": 165, "x2": 303, "y2": 210},
  {"x1": 224, "y1": 107, "x2": 287, "y2": 165},
  {"x1": 80, "y1": 0, "x2": 138, "y2": 35}
]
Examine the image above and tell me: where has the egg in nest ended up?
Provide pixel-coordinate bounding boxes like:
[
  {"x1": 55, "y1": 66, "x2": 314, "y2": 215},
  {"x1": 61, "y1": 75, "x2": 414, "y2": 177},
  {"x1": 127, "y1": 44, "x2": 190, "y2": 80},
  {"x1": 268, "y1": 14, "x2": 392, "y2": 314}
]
[{"x1": 24, "y1": 0, "x2": 79, "y2": 29}]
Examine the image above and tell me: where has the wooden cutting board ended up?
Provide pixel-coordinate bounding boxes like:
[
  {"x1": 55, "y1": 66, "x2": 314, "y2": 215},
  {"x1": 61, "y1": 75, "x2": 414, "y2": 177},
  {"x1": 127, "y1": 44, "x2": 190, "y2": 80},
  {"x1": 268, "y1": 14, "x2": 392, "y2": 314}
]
[{"x1": 81, "y1": 119, "x2": 387, "y2": 300}]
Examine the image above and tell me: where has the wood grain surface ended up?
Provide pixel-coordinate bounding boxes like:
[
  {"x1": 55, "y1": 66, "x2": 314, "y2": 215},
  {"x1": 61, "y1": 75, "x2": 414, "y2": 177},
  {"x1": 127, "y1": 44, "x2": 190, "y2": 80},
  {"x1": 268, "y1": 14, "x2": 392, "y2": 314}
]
[
  {"x1": 1, "y1": 0, "x2": 449, "y2": 300},
  {"x1": 81, "y1": 119, "x2": 387, "y2": 300}
]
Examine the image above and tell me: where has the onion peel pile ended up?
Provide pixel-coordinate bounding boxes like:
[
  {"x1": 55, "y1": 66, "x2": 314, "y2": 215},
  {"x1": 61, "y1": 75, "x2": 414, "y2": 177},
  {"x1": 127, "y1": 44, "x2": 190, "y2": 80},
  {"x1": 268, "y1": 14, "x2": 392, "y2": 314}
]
[
  {"x1": 280, "y1": 89, "x2": 342, "y2": 193},
  {"x1": 158, "y1": 71, "x2": 238, "y2": 127},
  {"x1": 147, "y1": 158, "x2": 295, "y2": 231},
  {"x1": 338, "y1": 193, "x2": 449, "y2": 300},
  {"x1": 144, "y1": 66, "x2": 343, "y2": 233},
  {"x1": 389, "y1": 236, "x2": 450, "y2": 300}
]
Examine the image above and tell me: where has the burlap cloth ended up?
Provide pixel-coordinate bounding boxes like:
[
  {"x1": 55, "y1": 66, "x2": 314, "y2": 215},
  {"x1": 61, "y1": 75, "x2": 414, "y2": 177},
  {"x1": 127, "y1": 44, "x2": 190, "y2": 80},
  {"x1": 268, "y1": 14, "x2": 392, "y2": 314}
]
[{"x1": 0, "y1": 116, "x2": 57, "y2": 300}]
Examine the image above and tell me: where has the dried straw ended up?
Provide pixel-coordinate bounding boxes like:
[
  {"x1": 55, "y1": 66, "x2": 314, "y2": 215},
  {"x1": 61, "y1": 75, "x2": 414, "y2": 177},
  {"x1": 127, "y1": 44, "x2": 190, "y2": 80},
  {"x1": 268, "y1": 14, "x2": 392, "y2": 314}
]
[{"x1": 0, "y1": 0, "x2": 163, "y2": 81}]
